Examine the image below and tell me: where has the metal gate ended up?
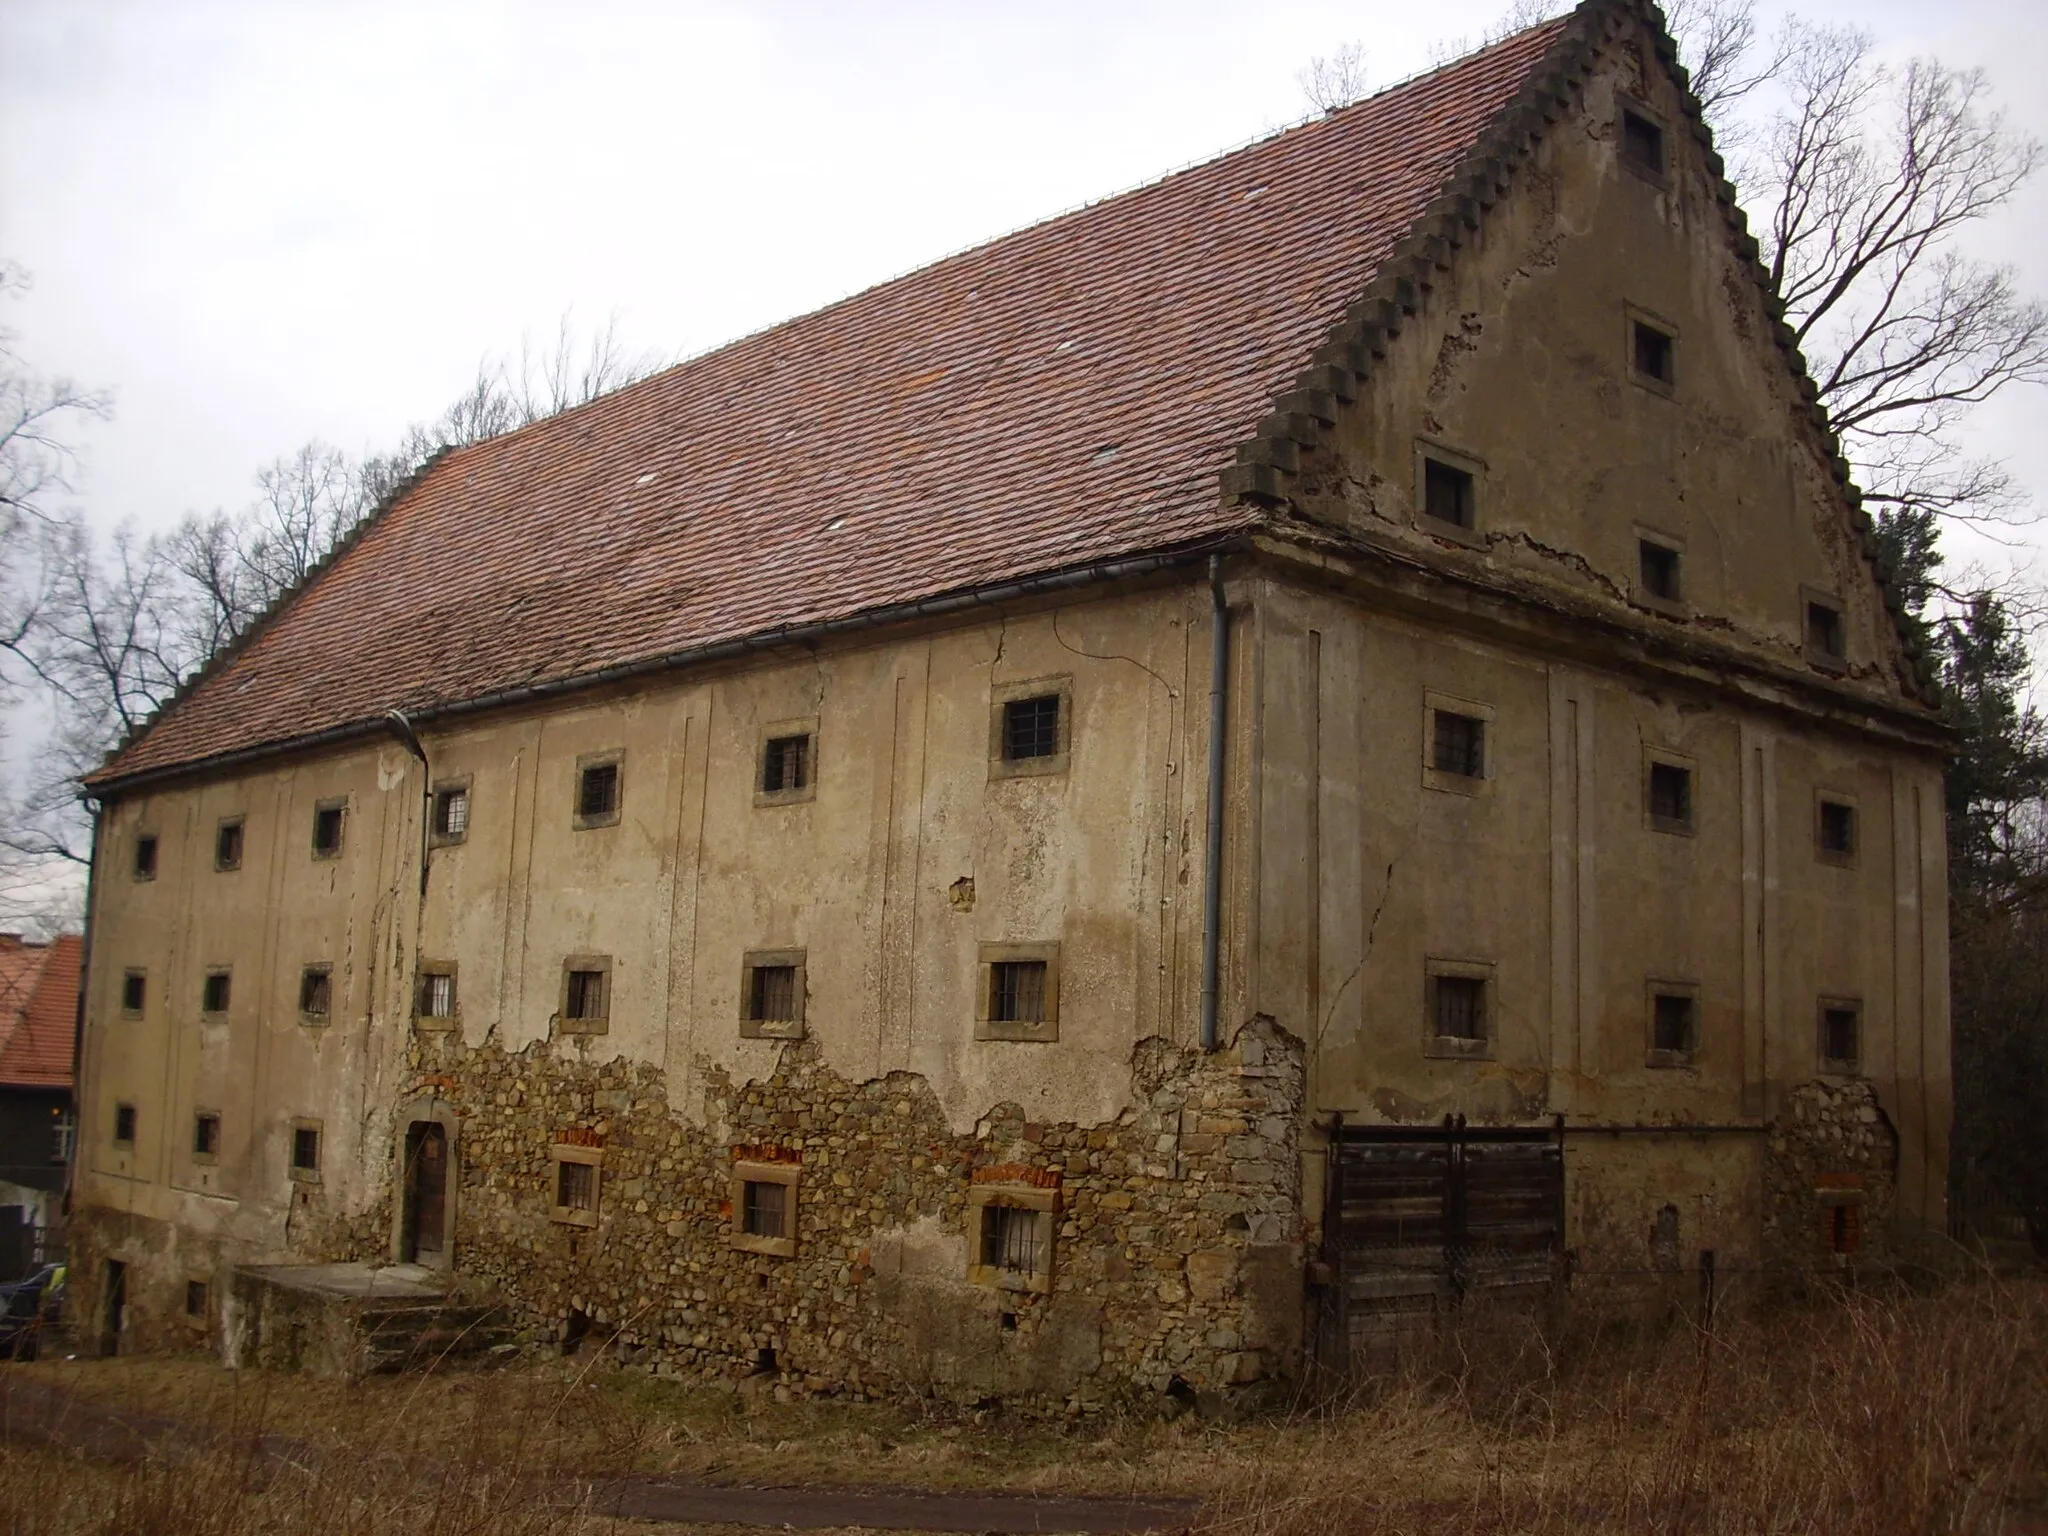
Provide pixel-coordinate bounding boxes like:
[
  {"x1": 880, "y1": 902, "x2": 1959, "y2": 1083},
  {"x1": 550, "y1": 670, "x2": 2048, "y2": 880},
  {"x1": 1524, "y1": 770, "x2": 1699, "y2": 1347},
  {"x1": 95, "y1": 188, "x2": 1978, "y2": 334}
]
[{"x1": 1319, "y1": 1114, "x2": 1564, "y2": 1365}]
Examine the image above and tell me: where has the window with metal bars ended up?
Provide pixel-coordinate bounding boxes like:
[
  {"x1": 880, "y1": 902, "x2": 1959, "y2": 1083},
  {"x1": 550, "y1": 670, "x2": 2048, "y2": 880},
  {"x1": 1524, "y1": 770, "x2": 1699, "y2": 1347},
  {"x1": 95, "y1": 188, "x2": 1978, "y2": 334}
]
[
  {"x1": 1422, "y1": 457, "x2": 1474, "y2": 528},
  {"x1": 748, "y1": 964, "x2": 797, "y2": 1023},
  {"x1": 556, "y1": 1159, "x2": 597, "y2": 1214},
  {"x1": 433, "y1": 786, "x2": 469, "y2": 840},
  {"x1": 989, "y1": 960, "x2": 1048, "y2": 1024},
  {"x1": 1431, "y1": 710, "x2": 1485, "y2": 779},
  {"x1": 291, "y1": 1124, "x2": 321, "y2": 1176},
  {"x1": 761, "y1": 734, "x2": 811, "y2": 794},
  {"x1": 300, "y1": 966, "x2": 331, "y2": 1019},
  {"x1": 578, "y1": 762, "x2": 619, "y2": 820},
  {"x1": 202, "y1": 971, "x2": 231, "y2": 1014},
  {"x1": 980, "y1": 1203, "x2": 1042, "y2": 1275},
  {"x1": 418, "y1": 971, "x2": 455, "y2": 1020},
  {"x1": 565, "y1": 968, "x2": 607, "y2": 1023},
  {"x1": 1648, "y1": 761, "x2": 1693, "y2": 831},
  {"x1": 1652, "y1": 992, "x2": 1696, "y2": 1056},
  {"x1": 215, "y1": 819, "x2": 244, "y2": 871},
  {"x1": 1002, "y1": 696, "x2": 1061, "y2": 761},
  {"x1": 742, "y1": 1179, "x2": 788, "y2": 1240},
  {"x1": 1432, "y1": 974, "x2": 1485, "y2": 1041},
  {"x1": 1818, "y1": 799, "x2": 1856, "y2": 860}
]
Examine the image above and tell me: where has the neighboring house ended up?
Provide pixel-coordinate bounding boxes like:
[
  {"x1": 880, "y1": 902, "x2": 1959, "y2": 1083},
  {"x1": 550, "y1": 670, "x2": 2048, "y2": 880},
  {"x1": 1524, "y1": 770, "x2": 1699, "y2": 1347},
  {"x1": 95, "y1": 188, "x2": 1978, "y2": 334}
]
[
  {"x1": 72, "y1": 0, "x2": 1948, "y2": 1398},
  {"x1": 0, "y1": 934, "x2": 80, "y2": 1281}
]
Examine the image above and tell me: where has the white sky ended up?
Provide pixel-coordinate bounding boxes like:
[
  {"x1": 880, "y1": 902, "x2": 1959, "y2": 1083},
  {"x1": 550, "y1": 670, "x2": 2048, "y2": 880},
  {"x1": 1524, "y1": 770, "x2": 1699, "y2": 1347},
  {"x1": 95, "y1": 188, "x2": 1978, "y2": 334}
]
[{"x1": 3, "y1": 0, "x2": 2046, "y2": 584}]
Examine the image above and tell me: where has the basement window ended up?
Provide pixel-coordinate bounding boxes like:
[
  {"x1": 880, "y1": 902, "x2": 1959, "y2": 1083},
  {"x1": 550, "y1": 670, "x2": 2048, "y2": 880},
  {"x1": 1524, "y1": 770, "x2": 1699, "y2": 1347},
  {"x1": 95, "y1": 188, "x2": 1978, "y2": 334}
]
[
  {"x1": 201, "y1": 970, "x2": 232, "y2": 1015},
  {"x1": 1817, "y1": 797, "x2": 1857, "y2": 865},
  {"x1": 1819, "y1": 999, "x2": 1862, "y2": 1074},
  {"x1": 311, "y1": 800, "x2": 346, "y2": 858},
  {"x1": 133, "y1": 834, "x2": 158, "y2": 880},
  {"x1": 290, "y1": 1121, "x2": 322, "y2": 1182},
  {"x1": 1621, "y1": 107, "x2": 1666, "y2": 178},
  {"x1": 1646, "y1": 757, "x2": 1696, "y2": 835},
  {"x1": 192, "y1": 1111, "x2": 221, "y2": 1162},
  {"x1": 550, "y1": 1143, "x2": 602, "y2": 1228},
  {"x1": 431, "y1": 782, "x2": 470, "y2": 844},
  {"x1": 573, "y1": 753, "x2": 623, "y2": 828},
  {"x1": 559, "y1": 959, "x2": 611, "y2": 1035},
  {"x1": 977, "y1": 943, "x2": 1060, "y2": 1042},
  {"x1": 416, "y1": 967, "x2": 457, "y2": 1026},
  {"x1": 120, "y1": 971, "x2": 146, "y2": 1017},
  {"x1": 113, "y1": 1103, "x2": 136, "y2": 1148},
  {"x1": 1647, "y1": 983, "x2": 1699, "y2": 1066},
  {"x1": 1425, "y1": 959, "x2": 1494, "y2": 1058},
  {"x1": 968, "y1": 1183, "x2": 1058, "y2": 1295},
  {"x1": 740, "y1": 950, "x2": 806, "y2": 1040},
  {"x1": 299, "y1": 965, "x2": 331, "y2": 1022},
  {"x1": 214, "y1": 818, "x2": 244, "y2": 872},
  {"x1": 731, "y1": 1158, "x2": 800, "y2": 1258},
  {"x1": 1805, "y1": 593, "x2": 1846, "y2": 670}
]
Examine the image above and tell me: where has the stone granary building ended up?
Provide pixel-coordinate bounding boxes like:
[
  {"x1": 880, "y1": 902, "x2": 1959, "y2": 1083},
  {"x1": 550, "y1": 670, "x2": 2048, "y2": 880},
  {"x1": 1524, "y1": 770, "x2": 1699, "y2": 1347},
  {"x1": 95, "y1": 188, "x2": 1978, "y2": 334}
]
[{"x1": 74, "y1": 0, "x2": 1949, "y2": 1399}]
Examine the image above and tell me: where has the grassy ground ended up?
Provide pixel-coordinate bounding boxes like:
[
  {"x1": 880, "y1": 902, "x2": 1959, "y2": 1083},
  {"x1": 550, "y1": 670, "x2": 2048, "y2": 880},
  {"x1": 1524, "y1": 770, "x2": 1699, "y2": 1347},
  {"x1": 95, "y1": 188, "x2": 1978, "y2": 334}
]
[{"x1": 3, "y1": 1274, "x2": 2044, "y2": 1534}]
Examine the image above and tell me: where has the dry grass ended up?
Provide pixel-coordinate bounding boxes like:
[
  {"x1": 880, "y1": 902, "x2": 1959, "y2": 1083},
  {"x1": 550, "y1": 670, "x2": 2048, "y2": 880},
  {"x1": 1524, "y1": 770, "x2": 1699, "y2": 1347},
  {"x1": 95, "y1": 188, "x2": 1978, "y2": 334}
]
[{"x1": 1, "y1": 1276, "x2": 2042, "y2": 1534}]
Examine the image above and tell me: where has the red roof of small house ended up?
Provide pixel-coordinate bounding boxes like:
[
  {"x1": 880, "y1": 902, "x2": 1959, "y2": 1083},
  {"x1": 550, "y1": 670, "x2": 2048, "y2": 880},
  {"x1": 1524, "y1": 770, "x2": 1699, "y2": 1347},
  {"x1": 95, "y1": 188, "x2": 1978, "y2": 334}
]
[
  {"x1": 90, "y1": 15, "x2": 1571, "y2": 787},
  {"x1": 0, "y1": 934, "x2": 80, "y2": 1091}
]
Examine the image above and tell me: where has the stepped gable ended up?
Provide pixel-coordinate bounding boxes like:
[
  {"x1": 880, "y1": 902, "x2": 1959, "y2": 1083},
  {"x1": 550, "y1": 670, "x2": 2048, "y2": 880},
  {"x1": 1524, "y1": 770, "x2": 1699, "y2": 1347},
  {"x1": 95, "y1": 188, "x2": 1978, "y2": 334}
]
[{"x1": 92, "y1": 17, "x2": 1569, "y2": 786}]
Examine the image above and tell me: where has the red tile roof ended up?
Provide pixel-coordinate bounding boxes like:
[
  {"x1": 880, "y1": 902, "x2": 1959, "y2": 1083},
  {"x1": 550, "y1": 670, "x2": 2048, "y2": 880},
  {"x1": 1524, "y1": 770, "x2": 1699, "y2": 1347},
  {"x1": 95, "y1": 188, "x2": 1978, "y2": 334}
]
[
  {"x1": 0, "y1": 935, "x2": 80, "y2": 1091},
  {"x1": 95, "y1": 18, "x2": 1570, "y2": 786}
]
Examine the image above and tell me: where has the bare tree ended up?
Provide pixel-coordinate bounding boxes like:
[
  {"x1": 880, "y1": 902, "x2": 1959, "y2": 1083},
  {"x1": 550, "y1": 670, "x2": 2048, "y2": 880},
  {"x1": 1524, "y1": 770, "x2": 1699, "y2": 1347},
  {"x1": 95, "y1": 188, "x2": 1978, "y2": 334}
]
[{"x1": 1299, "y1": 43, "x2": 1370, "y2": 114}]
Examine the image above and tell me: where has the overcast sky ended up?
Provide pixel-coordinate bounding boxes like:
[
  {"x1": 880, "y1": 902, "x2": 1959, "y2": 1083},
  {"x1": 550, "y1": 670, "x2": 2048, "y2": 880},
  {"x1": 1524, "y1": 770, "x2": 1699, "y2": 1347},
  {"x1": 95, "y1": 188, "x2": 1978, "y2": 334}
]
[{"x1": 4, "y1": 0, "x2": 2045, "y2": 587}]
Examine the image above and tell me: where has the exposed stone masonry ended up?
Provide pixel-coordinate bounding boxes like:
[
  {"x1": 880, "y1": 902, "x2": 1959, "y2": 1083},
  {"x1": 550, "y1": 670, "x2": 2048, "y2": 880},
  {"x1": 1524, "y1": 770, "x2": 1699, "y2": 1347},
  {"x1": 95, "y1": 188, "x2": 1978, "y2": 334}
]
[{"x1": 1763, "y1": 1078, "x2": 1898, "y2": 1268}]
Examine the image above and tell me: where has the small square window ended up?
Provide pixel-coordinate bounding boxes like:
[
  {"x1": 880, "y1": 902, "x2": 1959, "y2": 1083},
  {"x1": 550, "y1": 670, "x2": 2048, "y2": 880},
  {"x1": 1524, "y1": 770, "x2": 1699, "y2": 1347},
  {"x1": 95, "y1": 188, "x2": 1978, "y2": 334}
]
[
  {"x1": 1805, "y1": 596, "x2": 1846, "y2": 668},
  {"x1": 550, "y1": 1142, "x2": 602, "y2": 1227},
  {"x1": 133, "y1": 835, "x2": 158, "y2": 880},
  {"x1": 761, "y1": 734, "x2": 811, "y2": 794},
  {"x1": 1431, "y1": 710, "x2": 1486, "y2": 779},
  {"x1": 1433, "y1": 974, "x2": 1486, "y2": 1041},
  {"x1": 740, "y1": 951, "x2": 806, "y2": 1039},
  {"x1": 968, "y1": 1185, "x2": 1059, "y2": 1294},
  {"x1": 1002, "y1": 696, "x2": 1061, "y2": 761},
  {"x1": 113, "y1": 1102, "x2": 137, "y2": 1147},
  {"x1": 121, "y1": 971, "x2": 146, "y2": 1017},
  {"x1": 311, "y1": 801, "x2": 345, "y2": 857},
  {"x1": 560, "y1": 960, "x2": 611, "y2": 1034},
  {"x1": 193, "y1": 1112, "x2": 221, "y2": 1160},
  {"x1": 201, "y1": 970, "x2": 231, "y2": 1015},
  {"x1": 432, "y1": 784, "x2": 470, "y2": 842},
  {"x1": 1818, "y1": 798, "x2": 1857, "y2": 863},
  {"x1": 1621, "y1": 108, "x2": 1665, "y2": 176},
  {"x1": 1819, "y1": 1000, "x2": 1861, "y2": 1073},
  {"x1": 731, "y1": 1158, "x2": 800, "y2": 1257},
  {"x1": 1638, "y1": 538, "x2": 1682, "y2": 604},
  {"x1": 578, "y1": 762, "x2": 619, "y2": 821},
  {"x1": 417, "y1": 969, "x2": 456, "y2": 1022},
  {"x1": 1422, "y1": 457, "x2": 1475, "y2": 529},
  {"x1": 1648, "y1": 986, "x2": 1698, "y2": 1064},
  {"x1": 215, "y1": 819, "x2": 244, "y2": 872},
  {"x1": 1633, "y1": 321, "x2": 1675, "y2": 387},
  {"x1": 1647, "y1": 760, "x2": 1695, "y2": 834},
  {"x1": 185, "y1": 1280, "x2": 209, "y2": 1319},
  {"x1": 299, "y1": 966, "x2": 331, "y2": 1020},
  {"x1": 1424, "y1": 959, "x2": 1494, "y2": 1057},
  {"x1": 290, "y1": 1122, "x2": 322, "y2": 1180},
  {"x1": 991, "y1": 960, "x2": 1047, "y2": 1024},
  {"x1": 975, "y1": 943, "x2": 1060, "y2": 1041}
]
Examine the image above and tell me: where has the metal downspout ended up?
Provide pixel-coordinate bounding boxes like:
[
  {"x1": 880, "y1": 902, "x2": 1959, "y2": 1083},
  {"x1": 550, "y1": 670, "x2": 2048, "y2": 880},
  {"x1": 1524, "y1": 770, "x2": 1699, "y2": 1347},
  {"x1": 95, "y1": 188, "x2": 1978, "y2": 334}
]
[
  {"x1": 1200, "y1": 556, "x2": 1230, "y2": 1052},
  {"x1": 63, "y1": 800, "x2": 104, "y2": 1224}
]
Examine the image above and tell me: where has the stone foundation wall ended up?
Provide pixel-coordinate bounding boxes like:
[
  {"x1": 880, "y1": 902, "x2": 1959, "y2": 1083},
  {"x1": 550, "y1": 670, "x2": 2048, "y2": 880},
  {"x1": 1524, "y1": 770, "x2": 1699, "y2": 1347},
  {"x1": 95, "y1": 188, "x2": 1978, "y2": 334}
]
[
  {"x1": 1763, "y1": 1078, "x2": 1898, "y2": 1272},
  {"x1": 395, "y1": 1017, "x2": 1305, "y2": 1408}
]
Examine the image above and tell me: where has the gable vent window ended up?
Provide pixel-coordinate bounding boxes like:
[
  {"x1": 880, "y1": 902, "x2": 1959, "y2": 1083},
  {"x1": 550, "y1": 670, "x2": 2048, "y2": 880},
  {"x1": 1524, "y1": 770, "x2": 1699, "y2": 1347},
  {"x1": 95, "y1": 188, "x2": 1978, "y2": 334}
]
[
  {"x1": 1002, "y1": 696, "x2": 1062, "y2": 762},
  {"x1": 1818, "y1": 799, "x2": 1857, "y2": 863},
  {"x1": 1806, "y1": 596, "x2": 1846, "y2": 667},
  {"x1": 761, "y1": 734, "x2": 811, "y2": 794},
  {"x1": 121, "y1": 971, "x2": 146, "y2": 1016},
  {"x1": 432, "y1": 785, "x2": 470, "y2": 842},
  {"x1": 1422, "y1": 457, "x2": 1475, "y2": 529},
  {"x1": 1431, "y1": 709, "x2": 1486, "y2": 780},
  {"x1": 1633, "y1": 320, "x2": 1676, "y2": 387},
  {"x1": 300, "y1": 966, "x2": 332, "y2": 1020},
  {"x1": 215, "y1": 819, "x2": 244, "y2": 872},
  {"x1": 193, "y1": 1112, "x2": 221, "y2": 1160},
  {"x1": 114, "y1": 1103, "x2": 137, "y2": 1147},
  {"x1": 1648, "y1": 760, "x2": 1695, "y2": 834},
  {"x1": 1621, "y1": 108, "x2": 1665, "y2": 176},
  {"x1": 578, "y1": 762, "x2": 619, "y2": 821},
  {"x1": 311, "y1": 802, "x2": 346, "y2": 857},
  {"x1": 1820, "y1": 1000, "x2": 1861, "y2": 1073},
  {"x1": 201, "y1": 971, "x2": 232, "y2": 1015},
  {"x1": 1638, "y1": 538, "x2": 1682, "y2": 603},
  {"x1": 133, "y1": 835, "x2": 158, "y2": 880}
]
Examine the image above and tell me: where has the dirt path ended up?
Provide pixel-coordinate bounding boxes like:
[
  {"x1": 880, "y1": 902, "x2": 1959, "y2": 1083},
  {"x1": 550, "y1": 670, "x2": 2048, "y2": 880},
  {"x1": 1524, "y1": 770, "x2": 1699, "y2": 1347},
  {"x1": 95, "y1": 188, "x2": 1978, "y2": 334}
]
[{"x1": 0, "y1": 1376, "x2": 1201, "y2": 1534}]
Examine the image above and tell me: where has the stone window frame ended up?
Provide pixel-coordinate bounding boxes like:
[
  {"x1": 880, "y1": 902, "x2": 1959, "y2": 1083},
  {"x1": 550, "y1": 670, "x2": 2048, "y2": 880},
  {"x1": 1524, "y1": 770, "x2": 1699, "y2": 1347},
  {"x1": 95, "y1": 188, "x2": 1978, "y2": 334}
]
[
  {"x1": 1643, "y1": 746, "x2": 1699, "y2": 837},
  {"x1": 1632, "y1": 524, "x2": 1687, "y2": 616},
  {"x1": 112, "y1": 1101, "x2": 137, "y2": 1149},
  {"x1": 730, "y1": 1158, "x2": 800, "y2": 1258},
  {"x1": 557, "y1": 954, "x2": 613, "y2": 1036},
  {"x1": 430, "y1": 776, "x2": 473, "y2": 847},
  {"x1": 974, "y1": 941, "x2": 1061, "y2": 1043},
  {"x1": 739, "y1": 948, "x2": 807, "y2": 1040},
  {"x1": 550, "y1": 1142, "x2": 602, "y2": 1229},
  {"x1": 201, "y1": 967, "x2": 232, "y2": 1018},
  {"x1": 1422, "y1": 690, "x2": 1495, "y2": 798},
  {"x1": 191, "y1": 1109, "x2": 222, "y2": 1165},
  {"x1": 572, "y1": 749, "x2": 625, "y2": 830},
  {"x1": 1617, "y1": 97, "x2": 1670, "y2": 187},
  {"x1": 1802, "y1": 586, "x2": 1848, "y2": 673},
  {"x1": 1815, "y1": 789, "x2": 1859, "y2": 868},
  {"x1": 754, "y1": 717, "x2": 820, "y2": 807},
  {"x1": 1645, "y1": 977, "x2": 1701, "y2": 1068},
  {"x1": 1817, "y1": 995, "x2": 1863, "y2": 1076},
  {"x1": 289, "y1": 1118, "x2": 323, "y2": 1184},
  {"x1": 1411, "y1": 438, "x2": 1487, "y2": 548},
  {"x1": 414, "y1": 961, "x2": 459, "y2": 1030},
  {"x1": 214, "y1": 816, "x2": 245, "y2": 873},
  {"x1": 119, "y1": 969, "x2": 146, "y2": 1019},
  {"x1": 298, "y1": 963, "x2": 333, "y2": 1025},
  {"x1": 988, "y1": 675, "x2": 1073, "y2": 781},
  {"x1": 310, "y1": 796, "x2": 348, "y2": 860},
  {"x1": 132, "y1": 832, "x2": 159, "y2": 882},
  {"x1": 1626, "y1": 303, "x2": 1679, "y2": 396},
  {"x1": 1423, "y1": 956, "x2": 1495, "y2": 1060},
  {"x1": 966, "y1": 1181, "x2": 1059, "y2": 1295}
]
